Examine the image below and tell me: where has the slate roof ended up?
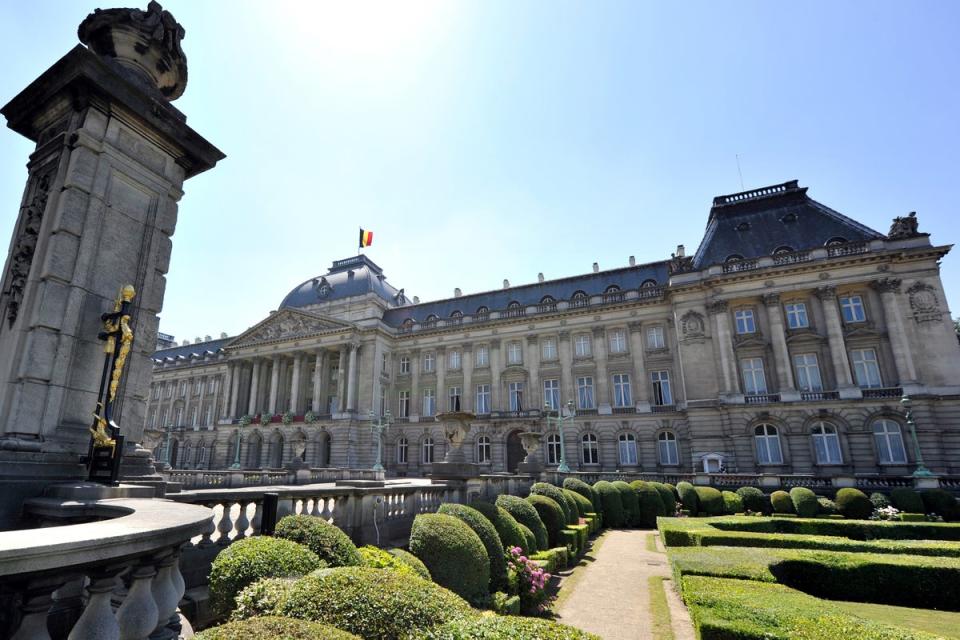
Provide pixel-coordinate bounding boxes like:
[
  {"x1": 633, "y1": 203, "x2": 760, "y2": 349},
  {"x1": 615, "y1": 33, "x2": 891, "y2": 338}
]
[
  {"x1": 153, "y1": 336, "x2": 232, "y2": 362},
  {"x1": 693, "y1": 180, "x2": 884, "y2": 269},
  {"x1": 280, "y1": 255, "x2": 403, "y2": 310}
]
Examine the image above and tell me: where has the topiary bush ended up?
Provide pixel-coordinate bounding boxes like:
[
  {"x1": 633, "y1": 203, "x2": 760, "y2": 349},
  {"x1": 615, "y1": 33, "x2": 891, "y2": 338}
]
[
  {"x1": 563, "y1": 477, "x2": 600, "y2": 513},
  {"x1": 517, "y1": 523, "x2": 538, "y2": 553},
  {"x1": 677, "y1": 482, "x2": 700, "y2": 516},
  {"x1": 470, "y1": 500, "x2": 529, "y2": 554},
  {"x1": 612, "y1": 480, "x2": 641, "y2": 527},
  {"x1": 631, "y1": 481, "x2": 666, "y2": 527},
  {"x1": 526, "y1": 495, "x2": 567, "y2": 548},
  {"x1": 835, "y1": 488, "x2": 873, "y2": 520},
  {"x1": 439, "y1": 503, "x2": 508, "y2": 591},
  {"x1": 736, "y1": 486, "x2": 766, "y2": 513},
  {"x1": 195, "y1": 615, "x2": 361, "y2": 640},
  {"x1": 565, "y1": 488, "x2": 593, "y2": 518},
  {"x1": 388, "y1": 548, "x2": 431, "y2": 580},
  {"x1": 890, "y1": 487, "x2": 925, "y2": 514},
  {"x1": 650, "y1": 481, "x2": 677, "y2": 515},
  {"x1": 770, "y1": 490, "x2": 794, "y2": 515},
  {"x1": 817, "y1": 497, "x2": 838, "y2": 515},
  {"x1": 870, "y1": 492, "x2": 891, "y2": 511},
  {"x1": 694, "y1": 487, "x2": 725, "y2": 517},
  {"x1": 789, "y1": 487, "x2": 819, "y2": 518},
  {"x1": 410, "y1": 613, "x2": 602, "y2": 639},
  {"x1": 357, "y1": 545, "x2": 415, "y2": 577},
  {"x1": 721, "y1": 490, "x2": 744, "y2": 515},
  {"x1": 922, "y1": 489, "x2": 959, "y2": 521},
  {"x1": 232, "y1": 578, "x2": 295, "y2": 621},
  {"x1": 275, "y1": 515, "x2": 362, "y2": 568},
  {"x1": 281, "y1": 567, "x2": 473, "y2": 639},
  {"x1": 496, "y1": 494, "x2": 549, "y2": 551},
  {"x1": 530, "y1": 483, "x2": 577, "y2": 525},
  {"x1": 209, "y1": 536, "x2": 321, "y2": 619},
  {"x1": 409, "y1": 513, "x2": 490, "y2": 605},
  {"x1": 593, "y1": 481, "x2": 625, "y2": 527}
]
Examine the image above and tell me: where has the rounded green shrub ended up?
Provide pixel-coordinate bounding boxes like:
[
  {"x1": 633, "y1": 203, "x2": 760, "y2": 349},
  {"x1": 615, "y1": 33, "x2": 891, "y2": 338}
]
[
  {"x1": 870, "y1": 492, "x2": 891, "y2": 510},
  {"x1": 563, "y1": 477, "x2": 599, "y2": 512},
  {"x1": 593, "y1": 481, "x2": 625, "y2": 527},
  {"x1": 631, "y1": 481, "x2": 665, "y2": 527},
  {"x1": 530, "y1": 483, "x2": 575, "y2": 524},
  {"x1": 275, "y1": 514, "x2": 362, "y2": 568},
  {"x1": 921, "y1": 489, "x2": 959, "y2": 521},
  {"x1": 195, "y1": 615, "x2": 361, "y2": 640},
  {"x1": 736, "y1": 486, "x2": 766, "y2": 513},
  {"x1": 388, "y1": 548, "x2": 431, "y2": 580},
  {"x1": 209, "y1": 536, "x2": 321, "y2": 619},
  {"x1": 409, "y1": 513, "x2": 490, "y2": 605},
  {"x1": 232, "y1": 578, "x2": 295, "y2": 621},
  {"x1": 665, "y1": 483, "x2": 680, "y2": 501},
  {"x1": 439, "y1": 503, "x2": 508, "y2": 591},
  {"x1": 565, "y1": 488, "x2": 594, "y2": 518},
  {"x1": 721, "y1": 490, "x2": 743, "y2": 515},
  {"x1": 835, "y1": 488, "x2": 873, "y2": 520},
  {"x1": 526, "y1": 494, "x2": 566, "y2": 548},
  {"x1": 890, "y1": 487, "x2": 925, "y2": 513},
  {"x1": 517, "y1": 523, "x2": 538, "y2": 553},
  {"x1": 677, "y1": 482, "x2": 699, "y2": 515},
  {"x1": 817, "y1": 497, "x2": 837, "y2": 515},
  {"x1": 770, "y1": 490, "x2": 795, "y2": 514},
  {"x1": 650, "y1": 482, "x2": 677, "y2": 515},
  {"x1": 469, "y1": 500, "x2": 529, "y2": 553},
  {"x1": 612, "y1": 480, "x2": 641, "y2": 526},
  {"x1": 410, "y1": 613, "x2": 602, "y2": 639},
  {"x1": 281, "y1": 567, "x2": 473, "y2": 639},
  {"x1": 357, "y1": 545, "x2": 415, "y2": 577},
  {"x1": 496, "y1": 494, "x2": 549, "y2": 551},
  {"x1": 694, "y1": 487, "x2": 724, "y2": 516},
  {"x1": 789, "y1": 487, "x2": 819, "y2": 518}
]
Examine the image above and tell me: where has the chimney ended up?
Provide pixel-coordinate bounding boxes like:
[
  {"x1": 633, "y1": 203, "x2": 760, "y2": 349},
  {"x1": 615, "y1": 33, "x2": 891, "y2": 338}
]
[
  {"x1": 194, "y1": 337, "x2": 201, "y2": 344},
  {"x1": 204, "y1": 335, "x2": 211, "y2": 341},
  {"x1": 220, "y1": 332, "x2": 228, "y2": 339},
  {"x1": 592, "y1": 262, "x2": 599, "y2": 273},
  {"x1": 413, "y1": 296, "x2": 420, "y2": 304},
  {"x1": 181, "y1": 340, "x2": 189, "y2": 346},
  {"x1": 629, "y1": 256, "x2": 636, "y2": 266},
  {"x1": 537, "y1": 272, "x2": 544, "y2": 283},
  {"x1": 503, "y1": 279, "x2": 510, "y2": 289},
  {"x1": 454, "y1": 288, "x2": 462, "y2": 297},
  {"x1": 676, "y1": 244, "x2": 685, "y2": 257}
]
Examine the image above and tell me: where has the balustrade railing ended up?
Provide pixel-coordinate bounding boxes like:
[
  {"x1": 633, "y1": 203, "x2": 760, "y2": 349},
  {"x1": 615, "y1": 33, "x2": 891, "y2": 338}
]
[
  {"x1": 861, "y1": 387, "x2": 903, "y2": 399},
  {"x1": 163, "y1": 467, "x2": 385, "y2": 490}
]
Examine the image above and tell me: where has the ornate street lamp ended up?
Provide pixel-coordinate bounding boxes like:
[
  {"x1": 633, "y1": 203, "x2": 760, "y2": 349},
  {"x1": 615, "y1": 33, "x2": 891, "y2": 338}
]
[
  {"x1": 901, "y1": 395, "x2": 933, "y2": 477},
  {"x1": 545, "y1": 400, "x2": 576, "y2": 473},
  {"x1": 230, "y1": 429, "x2": 242, "y2": 470},
  {"x1": 370, "y1": 409, "x2": 392, "y2": 472}
]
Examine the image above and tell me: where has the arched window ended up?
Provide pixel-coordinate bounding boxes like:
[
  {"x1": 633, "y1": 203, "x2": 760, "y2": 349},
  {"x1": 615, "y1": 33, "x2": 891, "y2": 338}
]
[
  {"x1": 641, "y1": 279, "x2": 658, "y2": 289},
  {"x1": 604, "y1": 285, "x2": 621, "y2": 293},
  {"x1": 754, "y1": 424, "x2": 784, "y2": 465},
  {"x1": 476, "y1": 306, "x2": 490, "y2": 319},
  {"x1": 396, "y1": 437, "x2": 408, "y2": 464},
  {"x1": 581, "y1": 433, "x2": 599, "y2": 465},
  {"x1": 811, "y1": 422, "x2": 842, "y2": 464},
  {"x1": 825, "y1": 237, "x2": 848, "y2": 247},
  {"x1": 571, "y1": 290, "x2": 590, "y2": 308},
  {"x1": 508, "y1": 301, "x2": 521, "y2": 309},
  {"x1": 658, "y1": 431, "x2": 679, "y2": 465},
  {"x1": 422, "y1": 437, "x2": 434, "y2": 464},
  {"x1": 505, "y1": 301, "x2": 524, "y2": 318},
  {"x1": 476, "y1": 436, "x2": 491, "y2": 464},
  {"x1": 450, "y1": 310, "x2": 463, "y2": 324},
  {"x1": 246, "y1": 434, "x2": 262, "y2": 468},
  {"x1": 725, "y1": 254, "x2": 745, "y2": 263},
  {"x1": 546, "y1": 433, "x2": 562, "y2": 465},
  {"x1": 181, "y1": 442, "x2": 192, "y2": 469},
  {"x1": 538, "y1": 295, "x2": 557, "y2": 312},
  {"x1": 772, "y1": 246, "x2": 794, "y2": 255},
  {"x1": 540, "y1": 295, "x2": 556, "y2": 304},
  {"x1": 873, "y1": 419, "x2": 907, "y2": 464},
  {"x1": 618, "y1": 433, "x2": 638, "y2": 465},
  {"x1": 424, "y1": 314, "x2": 438, "y2": 327},
  {"x1": 401, "y1": 318, "x2": 415, "y2": 330}
]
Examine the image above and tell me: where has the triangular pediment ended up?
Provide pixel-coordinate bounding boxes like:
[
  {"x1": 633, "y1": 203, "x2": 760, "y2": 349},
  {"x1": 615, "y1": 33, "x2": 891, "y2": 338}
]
[{"x1": 228, "y1": 309, "x2": 353, "y2": 347}]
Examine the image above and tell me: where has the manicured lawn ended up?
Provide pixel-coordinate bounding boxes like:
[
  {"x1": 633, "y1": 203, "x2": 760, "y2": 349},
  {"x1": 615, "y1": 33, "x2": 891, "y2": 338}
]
[
  {"x1": 833, "y1": 600, "x2": 960, "y2": 639},
  {"x1": 647, "y1": 576, "x2": 673, "y2": 640}
]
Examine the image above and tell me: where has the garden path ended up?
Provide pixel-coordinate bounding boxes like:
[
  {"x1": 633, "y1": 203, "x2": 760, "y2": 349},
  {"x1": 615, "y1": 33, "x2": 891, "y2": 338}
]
[{"x1": 555, "y1": 530, "x2": 694, "y2": 640}]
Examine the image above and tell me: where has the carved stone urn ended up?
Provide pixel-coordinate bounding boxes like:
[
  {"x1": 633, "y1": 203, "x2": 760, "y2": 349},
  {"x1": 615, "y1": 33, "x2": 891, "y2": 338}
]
[
  {"x1": 430, "y1": 411, "x2": 479, "y2": 479},
  {"x1": 518, "y1": 431, "x2": 544, "y2": 474}
]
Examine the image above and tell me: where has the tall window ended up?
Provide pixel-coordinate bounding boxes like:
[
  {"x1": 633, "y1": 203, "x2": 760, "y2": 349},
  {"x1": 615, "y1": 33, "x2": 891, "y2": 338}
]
[
  {"x1": 448, "y1": 386, "x2": 462, "y2": 412},
  {"x1": 546, "y1": 433, "x2": 562, "y2": 465},
  {"x1": 576, "y1": 376, "x2": 595, "y2": 409},
  {"x1": 476, "y1": 384, "x2": 491, "y2": 414},
  {"x1": 581, "y1": 433, "x2": 599, "y2": 465},
  {"x1": 178, "y1": 382, "x2": 186, "y2": 398},
  {"x1": 543, "y1": 379, "x2": 560, "y2": 411},
  {"x1": 839, "y1": 295, "x2": 866, "y2": 323},
  {"x1": 508, "y1": 382, "x2": 525, "y2": 411},
  {"x1": 207, "y1": 377, "x2": 216, "y2": 394},
  {"x1": 398, "y1": 391, "x2": 410, "y2": 418},
  {"x1": 794, "y1": 354, "x2": 823, "y2": 392},
  {"x1": 174, "y1": 407, "x2": 183, "y2": 426},
  {"x1": 574, "y1": 334, "x2": 592, "y2": 357},
  {"x1": 507, "y1": 342, "x2": 522, "y2": 364},
  {"x1": 153, "y1": 385, "x2": 160, "y2": 400},
  {"x1": 193, "y1": 379, "x2": 201, "y2": 395},
  {"x1": 205, "y1": 405, "x2": 213, "y2": 426},
  {"x1": 785, "y1": 302, "x2": 809, "y2": 329},
  {"x1": 160, "y1": 409, "x2": 168, "y2": 427},
  {"x1": 381, "y1": 352, "x2": 390, "y2": 376},
  {"x1": 647, "y1": 326, "x2": 665, "y2": 349},
  {"x1": 651, "y1": 371, "x2": 673, "y2": 406},
  {"x1": 542, "y1": 338, "x2": 558, "y2": 361},
  {"x1": 423, "y1": 388, "x2": 436, "y2": 417},
  {"x1": 873, "y1": 419, "x2": 907, "y2": 464},
  {"x1": 396, "y1": 437, "x2": 408, "y2": 464},
  {"x1": 612, "y1": 373, "x2": 632, "y2": 407},
  {"x1": 399, "y1": 356, "x2": 410, "y2": 374},
  {"x1": 734, "y1": 309, "x2": 756, "y2": 334},
  {"x1": 475, "y1": 346, "x2": 489, "y2": 367},
  {"x1": 448, "y1": 350, "x2": 461, "y2": 370},
  {"x1": 476, "y1": 436, "x2": 491, "y2": 464},
  {"x1": 423, "y1": 352, "x2": 435, "y2": 372},
  {"x1": 851, "y1": 349, "x2": 882, "y2": 388},
  {"x1": 658, "y1": 431, "x2": 679, "y2": 465},
  {"x1": 422, "y1": 438, "x2": 434, "y2": 464},
  {"x1": 618, "y1": 433, "x2": 638, "y2": 465},
  {"x1": 812, "y1": 422, "x2": 843, "y2": 464},
  {"x1": 741, "y1": 358, "x2": 767, "y2": 395},
  {"x1": 609, "y1": 329, "x2": 627, "y2": 354},
  {"x1": 190, "y1": 407, "x2": 198, "y2": 427},
  {"x1": 572, "y1": 291, "x2": 589, "y2": 308},
  {"x1": 754, "y1": 424, "x2": 783, "y2": 464}
]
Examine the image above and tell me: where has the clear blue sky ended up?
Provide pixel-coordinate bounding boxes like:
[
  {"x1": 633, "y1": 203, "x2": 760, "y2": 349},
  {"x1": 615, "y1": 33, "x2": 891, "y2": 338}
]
[{"x1": 1, "y1": 1, "x2": 958, "y2": 342}]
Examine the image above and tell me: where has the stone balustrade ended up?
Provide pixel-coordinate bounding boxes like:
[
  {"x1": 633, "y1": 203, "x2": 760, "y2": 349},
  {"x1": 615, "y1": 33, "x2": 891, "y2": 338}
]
[{"x1": 162, "y1": 467, "x2": 385, "y2": 490}]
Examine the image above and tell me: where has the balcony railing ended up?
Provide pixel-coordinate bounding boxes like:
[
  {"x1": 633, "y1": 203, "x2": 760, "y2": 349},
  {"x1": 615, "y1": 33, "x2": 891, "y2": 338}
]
[
  {"x1": 612, "y1": 407, "x2": 635, "y2": 415},
  {"x1": 502, "y1": 307, "x2": 525, "y2": 318},
  {"x1": 536, "y1": 303, "x2": 557, "y2": 314},
  {"x1": 602, "y1": 291, "x2": 625, "y2": 304},
  {"x1": 772, "y1": 250, "x2": 812, "y2": 266},
  {"x1": 745, "y1": 393, "x2": 780, "y2": 404},
  {"x1": 722, "y1": 259, "x2": 759, "y2": 273},
  {"x1": 861, "y1": 387, "x2": 903, "y2": 399},
  {"x1": 651, "y1": 404, "x2": 676, "y2": 413},
  {"x1": 800, "y1": 390, "x2": 840, "y2": 401},
  {"x1": 827, "y1": 241, "x2": 868, "y2": 257}
]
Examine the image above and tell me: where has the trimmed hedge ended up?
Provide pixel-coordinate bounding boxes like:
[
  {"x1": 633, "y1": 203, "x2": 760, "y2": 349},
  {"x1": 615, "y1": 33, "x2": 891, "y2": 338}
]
[
  {"x1": 631, "y1": 481, "x2": 666, "y2": 527},
  {"x1": 735, "y1": 486, "x2": 766, "y2": 513},
  {"x1": 410, "y1": 613, "x2": 602, "y2": 639},
  {"x1": 890, "y1": 487, "x2": 925, "y2": 514},
  {"x1": 789, "y1": 487, "x2": 819, "y2": 518},
  {"x1": 209, "y1": 536, "x2": 321, "y2": 619},
  {"x1": 817, "y1": 497, "x2": 837, "y2": 515},
  {"x1": 530, "y1": 483, "x2": 574, "y2": 524},
  {"x1": 517, "y1": 523, "x2": 539, "y2": 553},
  {"x1": 770, "y1": 490, "x2": 794, "y2": 515},
  {"x1": 388, "y1": 548, "x2": 431, "y2": 581},
  {"x1": 677, "y1": 482, "x2": 699, "y2": 515},
  {"x1": 593, "y1": 481, "x2": 625, "y2": 527},
  {"x1": 532, "y1": 546, "x2": 570, "y2": 572},
  {"x1": 568, "y1": 523, "x2": 589, "y2": 554},
  {"x1": 275, "y1": 515, "x2": 362, "y2": 568},
  {"x1": 496, "y1": 494, "x2": 549, "y2": 550},
  {"x1": 721, "y1": 491, "x2": 743, "y2": 515},
  {"x1": 195, "y1": 616, "x2": 361, "y2": 640},
  {"x1": 470, "y1": 500, "x2": 529, "y2": 554},
  {"x1": 409, "y1": 513, "x2": 490, "y2": 605},
  {"x1": 281, "y1": 567, "x2": 473, "y2": 639},
  {"x1": 439, "y1": 503, "x2": 508, "y2": 591},
  {"x1": 870, "y1": 492, "x2": 892, "y2": 510},
  {"x1": 358, "y1": 545, "x2": 415, "y2": 577},
  {"x1": 694, "y1": 487, "x2": 724, "y2": 517},
  {"x1": 651, "y1": 481, "x2": 677, "y2": 515},
  {"x1": 563, "y1": 477, "x2": 600, "y2": 513},
  {"x1": 232, "y1": 577, "x2": 295, "y2": 621},
  {"x1": 706, "y1": 514, "x2": 960, "y2": 541},
  {"x1": 613, "y1": 481, "x2": 641, "y2": 527},
  {"x1": 565, "y1": 488, "x2": 594, "y2": 518},
  {"x1": 922, "y1": 489, "x2": 959, "y2": 521},
  {"x1": 527, "y1": 495, "x2": 567, "y2": 548},
  {"x1": 835, "y1": 488, "x2": 873, "y2": 520}
]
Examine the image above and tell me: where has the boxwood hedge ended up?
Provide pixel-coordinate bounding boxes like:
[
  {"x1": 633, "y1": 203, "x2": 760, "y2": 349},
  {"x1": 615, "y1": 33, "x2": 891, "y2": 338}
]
[
  {"x1": 593, "y1": 481, "x2": 625, "y2": 527},
  {"x1": 770, "y1": 490, "x2": 794, "y2": 515},
  {"x1": 631, "y1": 481, "x2": 665, "y2": 527},
  {"x1": 890, "y1": 487, "x2": 925, "y2": 514},
  {"x1": 275, "y1": 514, "x2": 362, "y2": 567},
  {"x1": 195, "y1": 615, "x2": 361, "y2": 640},
  {"x1": 469, "y1": 500, "x2": 529, "y2": 553},
  {"x1": 922, "y1": 489, "x2": 959, "y2": 521},
  {"x1": 735, "y1": 487, "x2": 765, "y2": 513},
  {"x1": 409, "y1": 513, "x2": 490, "y2": 605},
  {"x1": 612, "y1": 480, "x2": 641, "y2": 526},
  {"x1": 438, "y1": 503, "x2": 508, "y2": 591},
  {"x1": 410, "y1": 612, "x2": 602, "y2": 639},
  {"x1": 835, "y1": 488, "x2": 873, "y2": 520},
  {"x1": 651, "y1": 481, "x2": 677, "y2": 515},
  {"x1": 496, "y1": 494, "x2": 549, "y2": 550},
  {"x1": 721, "y1": 491, "x2": 743, "y2": 515},
  {"x1": 517, "y1": 522, "x2": 539, "y2": 553},
  {"x1": 789, "y1": 487, "x2": 819, "y2": 518},
  {"x1": 677, "y1": 482, "x2": 699, "y2": 515},
  {"x1": 563, "y1": 477, "x2": 600, "y2": 513},
  {"x1": 388, "y1": 548, "x2": 431, "y2": 580},
  {"x1": 357, "y1": 545, "x2": 415, "y2": 577},
  {"x1": 565, "y1": 488, "x2": 594, "y2": 518},
  {"x1": 232, "y1": 577, "x2": 295, "y2": 621},
  {"x1": 527, "y1": 494, "x2": 567, "y2": 548},
  {"x1": 694, "y1": 487, "x2": 724, "y2": 517}
]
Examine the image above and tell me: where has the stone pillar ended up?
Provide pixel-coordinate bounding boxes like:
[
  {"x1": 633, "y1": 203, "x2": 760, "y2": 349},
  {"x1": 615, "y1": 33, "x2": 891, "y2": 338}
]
[
  {"x1": 763, "y1": 293, "x2": 798, "y2": 400},
  {"x1": 346, "y1": 342, "x2": 359, "y2": 413},
  {"x1": 627, "y1": 322, "x2": 651, "y2": 411},
  {"x1": 435, "y1": 348, "x2": 446, "y2": 412},
  {"x1": 707, "y1": 301, "x2": 741, "y2": 398},
  {"x1": 872, "y1": 278, "x2": 918, "y2": 386},
  {"x1": 267, "y1": 355, "x2": 281, "y2": 415},
  {"x1": 592, "y1": 327, "x2": 611, "y2": 414},
  {"x1": 289, "y1": 352, "x2": 303, "y2": 414},
  {"x1": 815, "y1": 286, "x2": 859, "y2": 398},
  {"x1": 462, "y1": 346, "x2": 473, "y2": 412},
  {"x1": 337, "y1": 345, "x2": 348, "y2": 412},
  {"x1": 489, "y1": 340, "x2": 502, "y2": 411},
  {"x1": 248, "y1": 359, "x2": 262, "y2": 416},
  {"x1": 526, "y1": 335, "x2": 540, "y2": 410},
  {"x1": 229, "y1": 362, "x2": 242, "y2": 419},
  {"x1": 410, "y1": 349, "x2": 421, "y2": 419},
  {"x1": 220, "y1": 363, "x2": 234, "y2": 419},
  {"x1": 311, "y1": 349, "x2": 325, "y2": 413},
  {"x1": 559, "y1": 331, "x2": 575, "y2": 405}
]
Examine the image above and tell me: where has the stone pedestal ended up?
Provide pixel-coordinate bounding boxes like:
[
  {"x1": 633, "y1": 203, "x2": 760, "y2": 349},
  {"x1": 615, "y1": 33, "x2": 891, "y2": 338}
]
[{"x1": 429, "y1": 462, "x2": 480, "y2": 480}]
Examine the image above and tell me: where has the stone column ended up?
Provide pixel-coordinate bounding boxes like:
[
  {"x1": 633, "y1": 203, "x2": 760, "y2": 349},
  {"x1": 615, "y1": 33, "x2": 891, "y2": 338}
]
[
  {"x1": 526, "y1": 335, "x2": 540, "y2": 410},
  {"x1": 462, "y1": 346, "x2": 473, "y2": 412},
  {"x1": 229, "y1": 362, "x2": 242, "y2": 419},
  {"x1": 489, "y1": 340, "x2": 502, "y2": 411},
  {"x1": 337, "y1": 345, "x2": 348, "y2": 412},
  {"x1": 763, "y1": 293, "x2": 798, "y2": 400},
  {"x1": 627, "y1": 322, "x2": 651, "y2": 412},
  {"x1": 183, "y1": 377, "x2": 195, "y2": 428},
  {"x1": 267, "y1": 355, "x2": 281, "y2": 415},
  {"x1": 410, "y1": 349, "x2": 421, "y2": 419},
  {"x1": 220, "y1": 363, "x2": 234, "y2": 419},
  {"x1": 289, "y1": 353, "x2": 303, "y2": 414},
  {"x1": 872, "y1": 278, "x2": 918, "y2": 386},
  {"x1": 592, "y1": 327, "x2": 611, "y2": 414},
  {"x1": 435, "y1": 348, "x2": 446, "y2": 412},
  {"x1": 559, "y1": 331, "x2": 575, "y2": 405},
  {"x1": 311, "y1": 350, "x2": 325, "y2": 413},
  {"x1": 346, "y1": 342, "x2": 359, "y2": 413},
  {"x1": 815, "y1": 286, "x2": 859, "y2": 398},
  {"x1": 707, "y1": 301, "x2": 741, "y2": 399},
  {"x1": 248, "y1": 359, "x2": 262, "y2": 416}
]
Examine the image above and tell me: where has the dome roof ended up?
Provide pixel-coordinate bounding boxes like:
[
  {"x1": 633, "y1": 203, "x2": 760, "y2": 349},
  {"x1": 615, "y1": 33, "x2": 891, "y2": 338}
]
[{"x1": 279, "y1": 255, "x2": 406, "y2": 310}]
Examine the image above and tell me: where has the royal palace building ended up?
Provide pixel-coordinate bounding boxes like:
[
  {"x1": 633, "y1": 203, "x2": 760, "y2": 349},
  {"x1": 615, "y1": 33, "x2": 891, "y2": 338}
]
[{"x1": 145, "y1": 181, "x2": 960, "y2": 478}]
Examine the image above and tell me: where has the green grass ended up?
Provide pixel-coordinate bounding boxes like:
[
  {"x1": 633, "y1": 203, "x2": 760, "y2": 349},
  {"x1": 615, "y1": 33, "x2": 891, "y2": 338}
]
[
  {"x1": 648, "y1": 576, "x2": 674, "y2": 640},
  {"x1": 833, "y1": 600, "x2": 960, "y2": 639},
  {"x1": 646, "y1": 533, "x2": 659, "y2": 553}
]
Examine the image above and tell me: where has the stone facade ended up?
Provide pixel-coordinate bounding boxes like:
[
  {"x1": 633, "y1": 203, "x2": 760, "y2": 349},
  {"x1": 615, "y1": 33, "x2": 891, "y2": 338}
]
[{"x1": 147, "y1": 181, "x2": 960, "y2": 478}]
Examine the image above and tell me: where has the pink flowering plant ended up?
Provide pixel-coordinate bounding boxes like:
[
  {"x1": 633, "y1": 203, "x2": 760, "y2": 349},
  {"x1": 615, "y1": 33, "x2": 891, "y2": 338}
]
[{"x1": 505, "y1": 546, "x2": 554, "y2": 614}]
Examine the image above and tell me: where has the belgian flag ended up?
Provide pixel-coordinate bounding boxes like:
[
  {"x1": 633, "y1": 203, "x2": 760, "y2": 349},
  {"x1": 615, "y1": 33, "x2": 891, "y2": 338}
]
[{"x1": 359, "y1": 228, "x2": 374, "y2": 249}]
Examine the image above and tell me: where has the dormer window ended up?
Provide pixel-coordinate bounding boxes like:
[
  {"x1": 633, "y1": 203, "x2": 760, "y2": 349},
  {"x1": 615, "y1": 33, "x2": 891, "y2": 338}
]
[
  {"x1": 450, "y1": 310, "x2": 463, "y2": 325},
  {"x1": 641, "y1": 279, "x2": 658, "y2": 289},
  {"x1": 825, "y1": 237, "x2": 848, "y2": 247},
  {"x1": 475, "y1": 306, "x2": 490, "y2": 321},
  {"x1": 773, "y1": 246, "x2": 794, "y2": 255},
  {"x1": 571, "y1": 290, "x2": 590, "y2": 308},
  {"x1": 538, "y1": 296, "x2": 557, "y2": 312},
  {"x1": 735, "y1": 222, "x2": 751, "y2": 232},
  {"x1": 505, "y1": 301, "x2": 524, "y2": 318},
  {"x1": 725, "y1": 254, "x2": 745, "y2": 263},
  {"x1": 780, "y1": 212, "x2": 798, "y2": 223},
  {"x1": 424, "y1": 314, "x2": 438, "y2": 327}
]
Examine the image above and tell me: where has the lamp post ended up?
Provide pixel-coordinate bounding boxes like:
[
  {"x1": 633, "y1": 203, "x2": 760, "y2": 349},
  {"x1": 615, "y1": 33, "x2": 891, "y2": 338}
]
[
  {"x1": 545, "y1": 400, "x2": 575, "y2": 473},
  {"x1": 370, "y1": 409, "x2": 392, "y2": 472},
  {"x1": 230, "y1": 429, "x2": 242, "y2": 469},
  {"x1": 900, "y1": 395, "x2": 933, "y2": 477}
]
